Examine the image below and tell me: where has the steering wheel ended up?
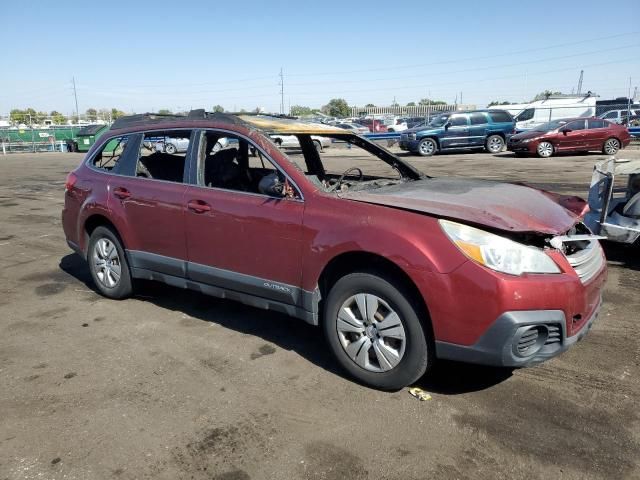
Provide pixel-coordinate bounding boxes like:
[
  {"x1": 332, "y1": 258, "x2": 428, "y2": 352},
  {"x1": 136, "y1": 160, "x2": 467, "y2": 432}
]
[{"x1": 329, "y1": 167, "x2": 364, "y2": 192}]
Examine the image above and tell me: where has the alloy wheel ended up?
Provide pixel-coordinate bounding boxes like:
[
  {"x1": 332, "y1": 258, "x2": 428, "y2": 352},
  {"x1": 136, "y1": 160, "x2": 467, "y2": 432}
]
[
  {"x1": 336, "y1": 293, "x2": 406, "y2": 372},
  {"x1": 604, "y1": 138, "x2": 620, "y2": 155},
  {"x1": 92, "y1": 238, "x2": 122, "y2": 288},
  {"x1": 537, "y1": 142, "x2": 553, "y2": 158},
  {"x1": 419, "y1": 139, "x2": 435, "y2": 156},
  {"x1": 487, "y1": 136, "x2": 504, "y2": 153}
]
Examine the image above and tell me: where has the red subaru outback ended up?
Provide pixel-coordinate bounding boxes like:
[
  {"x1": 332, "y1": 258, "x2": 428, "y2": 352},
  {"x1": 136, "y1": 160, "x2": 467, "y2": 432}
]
[{"x1": 62, "y1": 111, "x2": 606, "y2": 390}]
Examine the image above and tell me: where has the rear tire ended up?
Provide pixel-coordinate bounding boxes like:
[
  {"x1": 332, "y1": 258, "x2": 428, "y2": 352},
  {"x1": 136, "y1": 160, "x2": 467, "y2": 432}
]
[
  {"x1": 87, "y1": 226, "x2": 133, "y2": 299},
  {"x1": 322, "y1": 271, "x2": 432, "y2": 390},
  {"x1": 485, "y1": 134, "x2": 505, "y2": 153},
  {"x1": 603, "y1": 138, "x2": 620, "y2": 155},
  {"x1": 417, "y1": 138, "x2": 437, "y2": 157},
  {"x1": 313, "y1": 139, "x2": 323, "y2": 153},
  {"x1": 164, "y1": 143, "x2": 177, "y2": 154}
]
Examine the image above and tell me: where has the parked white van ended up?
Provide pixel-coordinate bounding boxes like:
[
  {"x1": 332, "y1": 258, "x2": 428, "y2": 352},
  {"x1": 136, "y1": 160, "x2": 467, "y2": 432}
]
[{"x1": 513, "y1": 94, "x2": 597, "y2": 131}]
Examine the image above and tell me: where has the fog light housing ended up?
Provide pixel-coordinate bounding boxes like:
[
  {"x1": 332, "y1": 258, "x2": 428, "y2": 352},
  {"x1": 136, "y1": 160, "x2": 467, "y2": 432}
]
[{"x1": 513, "y1": 325, "x2": 548, "y2": 358}]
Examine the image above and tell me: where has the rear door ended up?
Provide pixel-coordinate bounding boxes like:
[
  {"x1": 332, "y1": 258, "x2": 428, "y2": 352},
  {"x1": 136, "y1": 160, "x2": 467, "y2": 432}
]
[
  {"x1": 109, "y1": 129, "x2": 194, "y2": 276},
  {"x1": 586, "y1": 119, "x2": 609, "y2": 150},
  {"x1": 183, "y1": 129, "x2": 305, "y2": 304},
  {"x1": 441, "y1": 114, "x2": 469, "y2": 149},
  {"x1": 467, "y1": 112, "x2": 488, "y2": 147}
]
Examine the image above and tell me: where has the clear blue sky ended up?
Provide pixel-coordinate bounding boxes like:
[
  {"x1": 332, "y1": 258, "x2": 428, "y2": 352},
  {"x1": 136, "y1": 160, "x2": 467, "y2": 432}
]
[{"x1": 1, "y1": 0, "x2": 638, "y2": 115}]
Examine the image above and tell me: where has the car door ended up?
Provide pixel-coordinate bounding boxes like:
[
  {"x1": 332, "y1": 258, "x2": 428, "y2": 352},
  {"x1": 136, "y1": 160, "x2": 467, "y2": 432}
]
[
  {"x1": 440, "y1": 114, "x2": 470, "y2": 149},
  {"x1": 184, "y1": 129, "x2": 305, "y2": 305},
  {"x1": 557, "y1": 119, "x2": 587, "y2": 151},
  {"x1": 586, "y1": 119, "x2": 609, "y2": 150},
  {"x1": 108, "y1": 130, "x2": 193, "y2": 276},
  {"x1": 467, "y1": 112, "x2": 488, "y2": 147}
]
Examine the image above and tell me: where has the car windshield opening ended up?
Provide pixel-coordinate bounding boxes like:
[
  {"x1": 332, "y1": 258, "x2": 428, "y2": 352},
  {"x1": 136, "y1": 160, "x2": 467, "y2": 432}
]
[
  {"x1": 427, "y1": 114, "x2": 450, "y2": 127},
  {"x1": 279, "y1": 133, "x2": 422, "y2": 193},
  {"x1": 533, "y1": 120, "x2": 569, "y2": 132}
]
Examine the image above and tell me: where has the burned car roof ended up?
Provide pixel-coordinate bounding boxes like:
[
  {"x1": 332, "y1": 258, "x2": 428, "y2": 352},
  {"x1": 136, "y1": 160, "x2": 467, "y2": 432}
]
[
  {"x1": 109, "y1": 110, "x2": 348, "y2": 136},
  {"x1": 238, "y1": 116, "x2": 346, "y2": 135}
]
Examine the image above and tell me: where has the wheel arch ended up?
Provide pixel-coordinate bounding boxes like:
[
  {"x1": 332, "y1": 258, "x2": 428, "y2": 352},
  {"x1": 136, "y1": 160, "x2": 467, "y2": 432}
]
[
  {"x1": 418, "y1": 135, "x2": 440, "y2": 148},
  {"x1": 82, "y1": 214, "x2": 126, "y2": 257},
  {"x1": 316, "y1": 251, "x2": 433, "y2": 335}
]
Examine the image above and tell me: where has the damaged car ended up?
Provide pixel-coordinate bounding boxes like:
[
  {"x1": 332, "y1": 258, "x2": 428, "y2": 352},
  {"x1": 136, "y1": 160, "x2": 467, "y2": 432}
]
[
  {"x1": 62, "y1": 110, "x2": 606, "y2": 390},
  {"x1": 585, "y1": 157, "x2": 640, "y2": 244}
]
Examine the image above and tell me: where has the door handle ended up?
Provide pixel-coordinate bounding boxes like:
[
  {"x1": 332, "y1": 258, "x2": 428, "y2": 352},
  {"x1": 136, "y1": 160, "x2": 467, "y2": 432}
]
[
  {"x1": 113, "y1": 187, "x2": 131, "y2": 200},
  {"x1": 187, "y1": 199, "x2": 211, "y2": 213}
]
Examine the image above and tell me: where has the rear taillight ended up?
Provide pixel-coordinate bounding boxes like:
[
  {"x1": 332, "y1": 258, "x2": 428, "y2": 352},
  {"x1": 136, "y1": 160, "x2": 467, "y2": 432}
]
[{"x1": 65, "y1": 172, "x2": 77, "y2": 192}]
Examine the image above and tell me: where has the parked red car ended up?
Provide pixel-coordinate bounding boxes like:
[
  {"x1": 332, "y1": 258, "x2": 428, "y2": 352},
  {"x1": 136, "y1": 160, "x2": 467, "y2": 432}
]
[
  {"x1": 508, "y1": 117, "x2": 631, "y2": 157},
  {"x1": 63, "y1": 111, "x2": 606, "y2": 390},
  {"x1": 355, "y1": 118, "x2": 388, "y2": 133}
]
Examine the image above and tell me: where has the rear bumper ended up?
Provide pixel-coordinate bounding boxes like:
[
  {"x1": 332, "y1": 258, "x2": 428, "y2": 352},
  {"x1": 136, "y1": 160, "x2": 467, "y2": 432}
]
[{"x1": 435, "y1": 297, "x2": 601, "y2": 367}]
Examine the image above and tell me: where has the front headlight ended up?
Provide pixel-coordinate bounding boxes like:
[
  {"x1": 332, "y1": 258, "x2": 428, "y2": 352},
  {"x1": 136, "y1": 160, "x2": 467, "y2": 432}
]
[
  {"x1": 439, "y1": 219, "x2": 560, "y2": 275},
  {"x1": 521, "y1": 137, "x2": 537, "y2": 143}
]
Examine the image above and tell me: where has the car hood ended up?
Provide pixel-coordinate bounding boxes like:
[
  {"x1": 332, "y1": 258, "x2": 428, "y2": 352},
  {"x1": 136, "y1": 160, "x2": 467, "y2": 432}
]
[
  {"x1": 339, "y1": 178, "x2": 587, "y2": 234},
  {"x1": 404, "y1": 125, "x2": 442, "y2": 135},
  {"x1": 511, "y1": 130, "x2": 549, "y2": 140}
]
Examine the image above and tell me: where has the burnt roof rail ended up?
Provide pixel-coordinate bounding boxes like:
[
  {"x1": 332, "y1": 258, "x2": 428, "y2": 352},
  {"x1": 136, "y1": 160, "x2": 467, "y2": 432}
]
[{"x1": 110, "y1": 110, "x2": 299, "y2": 131}]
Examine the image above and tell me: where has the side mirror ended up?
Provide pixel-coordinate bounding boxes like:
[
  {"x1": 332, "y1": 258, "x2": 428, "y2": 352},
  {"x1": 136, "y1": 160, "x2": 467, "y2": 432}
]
[
  {"x1": 561, "y1": 128, "x2": 572, "y2": 135},
  {"x1": 444, "y1": 122, "x2": 451, "y2": 130}
]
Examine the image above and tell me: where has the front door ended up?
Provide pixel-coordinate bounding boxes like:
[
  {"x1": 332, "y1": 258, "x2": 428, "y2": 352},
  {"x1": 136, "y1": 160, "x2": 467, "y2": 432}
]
[
  {"x1": 440, "y1": 114, "x2": 469, "y2": 149},
  {"x1": 557, "y1": 119, "x2": 587, "y2": 151},
  {"x1": 184, "y1": 130, "x2": 305, "y2": 306}
]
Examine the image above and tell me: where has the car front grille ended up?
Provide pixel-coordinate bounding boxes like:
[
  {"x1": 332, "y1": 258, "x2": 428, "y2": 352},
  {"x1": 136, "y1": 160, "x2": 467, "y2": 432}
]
[{"x1": 555, "y1": 228, "x2": 605, "y2": 284}]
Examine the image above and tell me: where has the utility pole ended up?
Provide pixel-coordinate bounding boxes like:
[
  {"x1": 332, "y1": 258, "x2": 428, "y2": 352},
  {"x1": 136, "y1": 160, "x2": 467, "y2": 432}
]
[
  {"x1": 72, "y1": 76, "x2": 79, "y2": 124},
  {"x1": 279, "y1": 68, "x2": 284, "y2": 115},
  {"x1": 628, "y1": 77, "x2": 632, "y2": 119},
  {"x1": 576, "y1": 70, "x2": 584, "y2": 94}
]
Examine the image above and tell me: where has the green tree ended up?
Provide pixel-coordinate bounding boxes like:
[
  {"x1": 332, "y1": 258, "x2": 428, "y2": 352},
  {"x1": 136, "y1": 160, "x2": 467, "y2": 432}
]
[
  {"x1": 406, "y1": 102, "x2": 416, "y2": 106},
  {"x1": 290, "y1": 105, "x2": 313, "y2": 116},
  {"x1": 50, "y1": 111, "x2": 67, "y2": 125},
  {"x1": 86, "y1": 108, "x2": 97, "y2": 121},
  {"x1": 10, "y1": 108, "x2": 38, "y2": 124},
  {"x1": 111, "y1": 108, "x2": 126, "y2": 120},
  {"x1": 212, "y1": 105, "x2": 224, "y2": 113},
  {"x1": 157, "y1": 109, "x2": 173, "y2": 115},
  {"x1": 532, "y1": 90, "x2": 563, "y2": 101},
  {"x1": 419, "y1": 98, "x2": 446, "y2": 105},
  {"x1": 365, "y1": 103, "x2": 376, "y2": 108},
  {"x1": 323, "y1": 98, "x2": 350, "y2": 117}
]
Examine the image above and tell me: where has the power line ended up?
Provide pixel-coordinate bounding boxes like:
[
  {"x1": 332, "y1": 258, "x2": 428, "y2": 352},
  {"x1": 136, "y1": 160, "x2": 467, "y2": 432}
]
[{"x1": 286, "y1": 31, "x2": 640, "y2": 77}]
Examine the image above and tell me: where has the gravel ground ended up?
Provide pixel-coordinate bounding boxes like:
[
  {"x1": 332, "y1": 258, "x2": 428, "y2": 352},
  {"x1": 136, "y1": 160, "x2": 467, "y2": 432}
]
[{"x1": 0, "y1": 146, "x2": 638, "y2": 480}]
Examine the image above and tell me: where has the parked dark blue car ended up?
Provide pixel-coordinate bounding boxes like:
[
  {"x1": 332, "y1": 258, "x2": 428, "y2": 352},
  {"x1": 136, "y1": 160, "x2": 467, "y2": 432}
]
[{"x1": 399, "y1": 110, "x2": 515, "y2": 156}]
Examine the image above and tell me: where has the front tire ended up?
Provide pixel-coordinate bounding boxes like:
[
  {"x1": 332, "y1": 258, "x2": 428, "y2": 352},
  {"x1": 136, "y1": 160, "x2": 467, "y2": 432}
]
[
  {"x1": 537, "y1": 141, "x2": 554, "y2": 158},
  {"x1": 88, "y1": 226, "x2": 133, "y2": 299},
  {"x1": 313, "y1": 139, "x2": 323, "y2": 153},
  {"x1": 322, "y1": 272, "x2": 432, "y2": 390},
  {"x1": 603, "y1": 138, "x2": 620, "y2": 155},
  {"x1": 164, "y1": 143, "x2": 177, "y2": 154},
  {"x1": 485, "y1": 134, "x2": 505, "y2": 153},
  {"x1": 417, "y1": 138, "x2": 437, "y2": 157}
]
